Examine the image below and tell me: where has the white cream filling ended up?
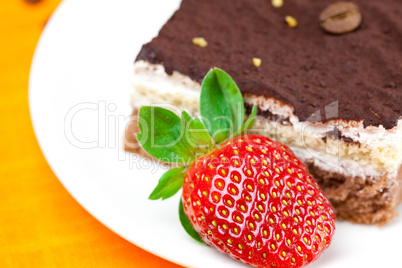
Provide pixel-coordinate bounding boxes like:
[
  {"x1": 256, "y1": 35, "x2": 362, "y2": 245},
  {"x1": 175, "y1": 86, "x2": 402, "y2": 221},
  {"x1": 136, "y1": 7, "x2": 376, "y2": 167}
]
[
  {"x1": 251, "y1": 115, "x2": 401, "y2": 173},
  {"x1": 289, "y1": 146, "x2": 386, "y2": 179},
  {"x1": 132, "y1": 60, "x2": 402, "y2": 176},
  {"x1": 244, "y1": 93, "x2": 402, "y2": 171},
  {"x1": 132, "y1": 60, "x2": 200, "y2": 114}
]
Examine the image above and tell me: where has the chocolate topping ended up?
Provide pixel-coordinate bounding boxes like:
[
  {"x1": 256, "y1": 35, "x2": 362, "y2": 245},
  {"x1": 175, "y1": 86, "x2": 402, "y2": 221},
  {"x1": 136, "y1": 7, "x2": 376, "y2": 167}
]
[{"x1": 136, "y1": 0, "x2": 402, "y2": 129}]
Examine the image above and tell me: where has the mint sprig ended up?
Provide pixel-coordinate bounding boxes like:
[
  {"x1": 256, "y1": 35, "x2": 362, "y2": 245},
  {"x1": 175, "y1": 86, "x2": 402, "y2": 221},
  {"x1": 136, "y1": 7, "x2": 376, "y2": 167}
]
[
  {"x1": 137, "y1": 106, "x2": 195, "y2": 164},
  {"x1": 149, "y1": 166, "x2": 187, "y2": 200},
  {"x1": 200, "y1": 68, "x2": 245, "y2": 143},
  {"x1": 181, "y1": 110, "x2": 213, "y2": 155},
  {"x1": 137, "y1": 68, "x2": 257, "y2": 242}
]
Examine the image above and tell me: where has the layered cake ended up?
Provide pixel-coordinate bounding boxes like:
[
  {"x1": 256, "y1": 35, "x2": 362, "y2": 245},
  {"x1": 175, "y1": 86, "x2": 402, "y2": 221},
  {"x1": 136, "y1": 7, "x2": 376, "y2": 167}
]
[{"x1": 126, "y1": 0, "x2": 402, "y2": 224}]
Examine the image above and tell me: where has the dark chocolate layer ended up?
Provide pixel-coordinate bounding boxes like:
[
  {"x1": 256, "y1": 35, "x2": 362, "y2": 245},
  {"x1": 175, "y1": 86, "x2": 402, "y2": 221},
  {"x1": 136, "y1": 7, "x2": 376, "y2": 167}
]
[
  {"x1": 306, "y1": 161, "x2": 401, "y2": 225},
  {"x1": 136, "y1": 0, "x2": 402, "y2": 129}
]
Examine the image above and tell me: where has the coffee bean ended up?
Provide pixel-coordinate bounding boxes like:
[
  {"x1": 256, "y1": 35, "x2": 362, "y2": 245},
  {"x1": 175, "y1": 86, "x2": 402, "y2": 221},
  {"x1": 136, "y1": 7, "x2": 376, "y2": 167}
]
[{"x1": 319, "y1": 2, "x2": 362, "y2": 34}]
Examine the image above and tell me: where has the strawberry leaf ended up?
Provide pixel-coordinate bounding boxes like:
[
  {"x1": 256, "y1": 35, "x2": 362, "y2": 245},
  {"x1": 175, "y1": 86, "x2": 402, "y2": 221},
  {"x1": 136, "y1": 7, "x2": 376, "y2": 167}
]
[
  {"x1": 181, "y1": 111, "x2": 213, "y2": 155},
  {"x1": 200, "y1": 68, "x2": 244, "y2": 144},
  {"x1": 179, "y1": 198, "x2": 203, "y2": 244},
  {"x1": 231, "y1": 105, "x2": 258, "y2": 138},
  {"x1": 138, "y1": 106, "x2": 194, "y2": 163},
  {"x1": 149, "y1": 166, "x2": 187, "y2": 200}
]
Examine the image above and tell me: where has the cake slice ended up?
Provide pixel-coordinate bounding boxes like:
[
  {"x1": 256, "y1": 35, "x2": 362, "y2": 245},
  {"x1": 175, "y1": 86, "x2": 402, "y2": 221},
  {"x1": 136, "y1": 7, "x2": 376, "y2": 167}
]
[{"x1": 126, "y1": 0, "x2": 402, "y2": 224}]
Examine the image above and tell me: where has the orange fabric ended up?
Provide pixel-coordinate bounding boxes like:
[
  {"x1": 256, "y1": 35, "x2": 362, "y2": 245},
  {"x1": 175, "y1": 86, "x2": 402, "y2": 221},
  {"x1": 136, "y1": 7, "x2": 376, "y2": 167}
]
[{"x1": 0, "y1": 1, "x2": 182, "y2": 267}]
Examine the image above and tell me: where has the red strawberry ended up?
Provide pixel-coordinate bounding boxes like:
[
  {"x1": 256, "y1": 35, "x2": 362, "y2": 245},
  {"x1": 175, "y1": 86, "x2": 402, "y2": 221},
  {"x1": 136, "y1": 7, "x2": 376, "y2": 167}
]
[
  {"x1": 138, "y1": 68, "x2": 335, "y2": 268},
  {"x1": 182, "y1": 135, "x2": 335, "y2": 268}
]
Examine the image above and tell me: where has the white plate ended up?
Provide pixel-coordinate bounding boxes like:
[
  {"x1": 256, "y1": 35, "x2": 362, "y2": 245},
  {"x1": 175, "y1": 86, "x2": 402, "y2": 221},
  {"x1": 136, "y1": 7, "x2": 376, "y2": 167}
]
[{"x1": 29, "y1": 0, "x2": 402, "y2": 267}]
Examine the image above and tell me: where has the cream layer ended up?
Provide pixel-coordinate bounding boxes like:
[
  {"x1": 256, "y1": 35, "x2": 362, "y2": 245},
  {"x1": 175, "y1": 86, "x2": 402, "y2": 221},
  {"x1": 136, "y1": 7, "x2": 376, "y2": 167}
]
[{"x1": 132, "y1": 60, "x2": 402, "y2": 175}]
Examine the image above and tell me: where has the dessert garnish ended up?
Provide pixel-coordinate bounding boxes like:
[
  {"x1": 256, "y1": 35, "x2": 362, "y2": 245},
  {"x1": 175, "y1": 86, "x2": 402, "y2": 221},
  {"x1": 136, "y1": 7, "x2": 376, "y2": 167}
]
[
  {"x1": 319, "y1": 1, "x2": 362, "y2": 34},
  {"x1": 285, "y1": 15, "x2": 298, "y2": 28},
  {"x1": 271, "y1": 0, "x2": 284, "y2": 8},
  {"x1": 192, "y1": 37, "x2": 208, "y2": 47},
  {"x1": 138, "y1": 69, "x2": 335, "y2": 268},
  {"x1": 253, "y1": 58, "x2": 262, "y2": 67}
]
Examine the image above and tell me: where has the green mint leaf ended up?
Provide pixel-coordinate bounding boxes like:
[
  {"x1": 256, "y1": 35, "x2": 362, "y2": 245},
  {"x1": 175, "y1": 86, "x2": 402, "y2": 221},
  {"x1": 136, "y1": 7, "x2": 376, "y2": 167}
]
[
  {"x1": 200, "y1": 70, "x2": 231, "y2": 143},
  {"x1": 149, "y1": 166, "x2": 187, "y2": 200},
  {"x1": 137, "y1": 106, "x2": 194, "y2": 163},
  {"x1": 179, "y1": 198, "x2": 203, "y2": 244},
  {"x1": 214, "y1": 68, "x2": 245, "y2": 132},
  {"x1": 181, "y1": 111, "x2": 213, "y2": 155},
  {"x1": 200, "y1": 68, "x2": 244, "y2": 144},
  {"x1": 231, "y1": 105, "x2": 258, "y2": 138}
]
